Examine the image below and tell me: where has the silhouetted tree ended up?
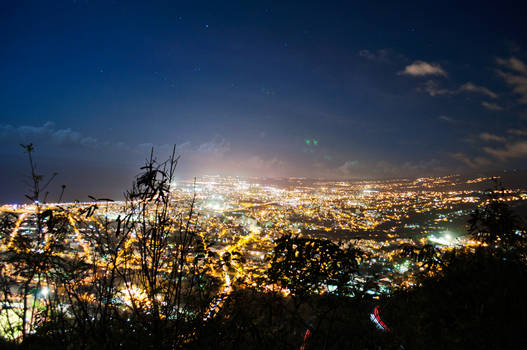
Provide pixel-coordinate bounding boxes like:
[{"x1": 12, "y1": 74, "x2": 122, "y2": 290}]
[
  {"x1": 0, "y1": 145, "x2": 221, "y2": 349},
  {"x1": 384, "y1": 248, "x2": 527, "y2": 350},
  {"x1": 396, "y1": 243, "x2": 447, "y2": 278},
  {"x1": 266, "y1": 235, "x2": 362, "y2": 298},
  {"x1": 468, "y1": 183, "x2": 525, "y2": 248},
  {"x1": 0, "y1": 145, "x2": 70, "y2": 342},
  {"x1": 116, "y1": 147, "x2": 219, "y2": 349}
]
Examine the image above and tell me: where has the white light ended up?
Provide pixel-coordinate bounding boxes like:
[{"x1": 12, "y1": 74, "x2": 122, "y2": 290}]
[{"x1": 429, "y1": 231, "x2": 458, "y2": 246}]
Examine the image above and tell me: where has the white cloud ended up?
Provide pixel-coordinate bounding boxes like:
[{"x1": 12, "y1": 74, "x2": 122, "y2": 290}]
[
  {"x1": 496, "y1": 57, "x2": 527, "y2": 104},
  {"x1": 421, "y1": 81, "x2": 498, "y2": 99},
  {"x1": 497, "y1": 56, "x2": 527, "y2": 74},
  {"x1": 196, "y1": 137, "x2": 230, "y2": 155},
  {"x1": 508, "y1": 128, "x2": 527, "y2": 136},
  {"x1": 496, "y1": 70, "x2": 527, "y2": 104},
  {"x1": 399, "y1": 60, "x2": 447, "y2": 77},
  {"x1": 459, "y1": 82, "x2": 498, "y2": 99},
  {"x1": 456, "y1": 128, "x2": 527, "y2": 167},
  {"x1": 358, "y1": 49, "x2": 380, "y2": 61},
  {"x1": 479, "y1": 132, "x2": 506, "y2": 143},
  {"x1": 451, "y1": 153, "x2": 491, "y2": 169},
  {"x1": 422, "y1": 80, "x2": 453, "y2": 96},
  {"x1": 358, "y1": 48, "x2": 405, "y2": 63},
  {"x1": 0, "y1": 121, "x2": 100, "y2": 148},
  {"x1": 481, "y1": 101, "x2": 504, "y2": 111},
  {"x1": 0, "y1": 122, "x2": 232, "y2": 165},
  {"x1": 438, "y1": 115, "x2": 455, "y2": 123},
  {"x1": 483, "y1": 140, "x2": 527, "y2": 160}
]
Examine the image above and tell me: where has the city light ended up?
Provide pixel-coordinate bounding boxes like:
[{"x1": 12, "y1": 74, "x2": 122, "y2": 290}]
[{"x1": 0, "y1": 173, "x2": 525, "y2": 341}]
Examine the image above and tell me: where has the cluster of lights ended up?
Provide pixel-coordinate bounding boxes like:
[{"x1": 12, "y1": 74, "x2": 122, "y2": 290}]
[{"x1": 0, "y1": 173, "x2": 526, "y2": 336}]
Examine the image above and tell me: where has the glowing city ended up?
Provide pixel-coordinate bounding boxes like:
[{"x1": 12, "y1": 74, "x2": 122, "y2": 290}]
[{"x1": 2, "y1": 1, "x2": 527, "y2": 348}]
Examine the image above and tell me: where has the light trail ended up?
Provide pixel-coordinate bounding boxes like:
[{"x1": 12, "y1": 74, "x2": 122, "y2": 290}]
[
  {"x1": 202, "y1": 261, "x2": 232, "y2": 322},
  {"x1": 7, "y1": 212, "x2": 27, "y2": 251},
  {"x1": 370, "y1": 305, "x2": 390, "y2": 332},
  {"x1": 299, "y1": 328, "x2": 311, "y2": 350},
  {"x1": 202, "y1": 229, "x2": 259, "y2": 322}
]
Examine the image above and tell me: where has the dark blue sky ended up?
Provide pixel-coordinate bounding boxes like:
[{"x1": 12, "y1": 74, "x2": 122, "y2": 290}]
[{"x1": 1, "y1": 0, "x2": 527, "y2": 202}]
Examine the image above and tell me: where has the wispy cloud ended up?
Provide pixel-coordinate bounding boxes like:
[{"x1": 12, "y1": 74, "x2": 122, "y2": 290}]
[
  {"x1": 0, "y1": 121, "x2": 99, "y2": 148},
  {"x1": 195, "y1": 137, "x2": 230, "y2": 155},
  {"x1": 358, "y1": 49, "x2": 387, "y2": 61},
  {"x1": 479, "y1": 132, "x2": 506, "y2": 143},
  {"x1": 451, "y1": 153, "x2": 491, "y2": 169},
  {"x1": 399, "y1": 60, "x2": 447, "y2": 77},
  {"x1": 0, "y1": 122, "x2": 231, "y2": 163},
  {"x1": 508, "y1": 128, "x2": 527, "y2": 136},
  {"x1": 484, "y1": 140, "x2": 527, "y2": 160},
  {"x1": 455, "y1": 128, "x2": 527, "y2": 167},
  {"x1": 478, "y1": 127, "x2": 527, "y2": 162},
  {"x1": 496, "y1": 56, "x2": 527, "y2": 104},
  {"x1": 438, "y1": 115, "x2": 454, "y2": 122},
  {"x1": 459, "y1": 82, "x2": 498, "y2": 99},
  {"x1": 358, "y1": 48, "x2": 406, "y2": 64},
  {"x1": 421, "y1": 80, "x2": 453, "y2": 96},
  {"x1": 421, "y1": 81, "x2": 498, "y2": 100},
  {"x1": 481, "y1": 101, "x2": 504, "y2": 111},
  {"x1": 497, "y1": 57, "x2": 527, "y2": 74}
]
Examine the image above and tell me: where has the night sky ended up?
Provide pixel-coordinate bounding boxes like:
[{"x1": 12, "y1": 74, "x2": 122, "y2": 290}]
[{"x1": 1, "y1": 0, "x2": 527, "y2": 202}]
